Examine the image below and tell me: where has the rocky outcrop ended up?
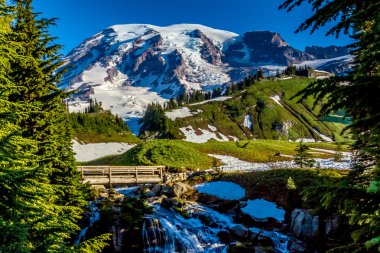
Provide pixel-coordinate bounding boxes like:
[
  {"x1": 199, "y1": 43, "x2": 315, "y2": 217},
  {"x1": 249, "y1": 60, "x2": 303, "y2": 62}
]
[
  {"x1": 189, "y1": 29, "x2": 222, "y2": 65},
  {"x1": 290, "y1": 208, "x2": 341, "y2": 247},
  {"x1": 224, "y1": 31, "x2": 315, "y2": 66},
  {"x1": 172, "y1": 182, "x2": 193, "y2": 198}
]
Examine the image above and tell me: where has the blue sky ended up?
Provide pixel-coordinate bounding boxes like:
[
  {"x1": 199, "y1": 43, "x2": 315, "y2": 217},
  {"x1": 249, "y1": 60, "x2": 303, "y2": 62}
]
[{"x1": 32, "y1": 0, "x2": 352, "y2": 56}]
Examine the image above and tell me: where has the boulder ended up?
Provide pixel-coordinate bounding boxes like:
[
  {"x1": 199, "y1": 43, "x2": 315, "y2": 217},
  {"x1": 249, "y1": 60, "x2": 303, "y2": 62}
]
[
  {"x1": 217, "y1": 230, "x2": 236, "y2": 244},
  {"x1": 146, "y1": 184, "x2": 161, "y2": 197},
  {"x1": 229, "y1": 224, "x2": 249, "y2": 238},
  {"x1": 160, "y1": 184, "x2": 173, "y2": 196},
  {"x1": 290, "y1": 209, "x2": 319, "y2": 240},
  {"x1": 325, "y1": 213, "x2": 339, "y2": 237},
  {"x1": 173, "y1": 182, "x2": 192, "y2": 198},
  {"x1": 160, "y1": 197, "x2": 173, "y2": 209}
]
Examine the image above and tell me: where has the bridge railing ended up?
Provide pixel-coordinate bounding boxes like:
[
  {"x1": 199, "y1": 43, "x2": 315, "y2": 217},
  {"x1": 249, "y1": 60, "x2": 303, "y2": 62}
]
[{"x1": 77, "y1": 165, "x2": 166, "y2": 185}]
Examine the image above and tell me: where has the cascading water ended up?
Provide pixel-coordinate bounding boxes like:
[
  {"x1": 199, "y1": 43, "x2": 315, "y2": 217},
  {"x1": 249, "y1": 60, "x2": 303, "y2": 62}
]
[
  {"x1": 74, "y1": 201, "x2": 101, "y2": 245},
  {"x1": 261, "y1": 230, "x2": 290, "y2": 253},
  {"x1": 141, "y1": 202, "x2": 295, "y2": 253},
  {"x1": 142, "y1": 204, "x2": 228, "y2": 253}
]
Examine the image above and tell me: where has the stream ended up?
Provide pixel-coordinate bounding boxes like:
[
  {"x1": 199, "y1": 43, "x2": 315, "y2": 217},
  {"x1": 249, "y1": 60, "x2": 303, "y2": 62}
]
[
  {"x1": 74, "y1": 186, "x2": 301, "y2": 252},
  {"x1": 141, "y1": 202, "x2": 291, "y2": 253}
]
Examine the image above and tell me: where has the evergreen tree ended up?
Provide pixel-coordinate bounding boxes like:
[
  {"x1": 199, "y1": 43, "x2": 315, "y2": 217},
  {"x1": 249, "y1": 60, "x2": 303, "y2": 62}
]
[
  {"x1": 280, "y1": 0, "x2": 380, "y2": 250},
  {"x1": 294, "y1": 141, "x2": 315, "y2": 168},
  {"x1": 1, "y1": 0, "x2": 91, "y2": 251}
]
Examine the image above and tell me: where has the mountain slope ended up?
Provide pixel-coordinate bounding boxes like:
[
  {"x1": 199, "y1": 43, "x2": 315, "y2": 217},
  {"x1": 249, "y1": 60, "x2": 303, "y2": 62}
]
[
  {"x1": 163, "y1": 77, "x2": 350, "y2": 143},
  {"x1": 61, "y1": 24, "x2": 352, "y2": 130}
]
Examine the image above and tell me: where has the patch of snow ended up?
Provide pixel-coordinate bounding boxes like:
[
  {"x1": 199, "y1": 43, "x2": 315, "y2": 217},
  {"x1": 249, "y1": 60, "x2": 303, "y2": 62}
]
[
  {"x1": 72, "y1": 140, "x2": 135, "y2": 162},
  {"x1": 165, "y1": 107, "x2": 200, "y2": 120},
  {"x1": 67, "y1": 100, "x2": 90, "y2": 113},
  {"x1": 190, "y1": 96, "x2": 232, "y2": 106},
  {"x1": 310, "y1": 148, "x2": 351, "y2": 157},
  {"x1": 295, "y1": 55, "x2": 353, "y2": 70},
  {"x1": 194, "y1": 181, "x2": 245, "y2": 200},
  {"x1": 208, "y1": 125, "x2": 217, "y2": 132},
  {"x1": 295, "y1": 138, "x2": 316, "y2": 143},
  {"x1": 241, "y1": 199, "x2": 285, "y2": 222},
  {"x1": 180, "y1": 125, "x2": 229, "y2": 143},
  {"x1": 270, "y1": 95, "x2": 283, "y2": 108},
  {"x1": 313, "y1": 129, "x2": 333, "y2": 142},
  {"x1": 208, "y1": 153, "x2": 351, "y2": 171},
  {"x1": 243, "y1": 114, "x2": 253, "y2": 129},
  {"x1": 228, "y1": 135, "x2": 239, "y2": 142}
]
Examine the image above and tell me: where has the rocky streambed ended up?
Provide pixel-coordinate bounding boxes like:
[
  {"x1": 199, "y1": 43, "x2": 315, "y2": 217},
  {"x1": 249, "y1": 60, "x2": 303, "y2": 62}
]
[{"x1": 75, "y1": 176, "x2": 342, "y2": 253}]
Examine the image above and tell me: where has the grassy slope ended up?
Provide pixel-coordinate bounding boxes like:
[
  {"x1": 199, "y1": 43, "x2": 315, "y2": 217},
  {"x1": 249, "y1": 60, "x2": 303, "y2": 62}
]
[
  {"x1": 69, "y1": 112, "x2": 140, "y2": 144},
  {"x1": 168, "y1": 77, "x2": 351, "y2": 142},
  {"x1": 82, "y1": 139, "x2": 348, "y2": 170}
]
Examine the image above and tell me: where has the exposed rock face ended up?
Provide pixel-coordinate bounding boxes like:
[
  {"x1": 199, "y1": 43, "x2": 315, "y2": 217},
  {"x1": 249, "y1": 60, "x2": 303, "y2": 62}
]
[
  {"x1": 172, "y1": 182, "x2": 193, "y2": 198},
  {"x1": 305, "y1": 45, "x2": 349, "y2": 59},
  {"x1": 60, "y1": 24, "x2": 352, "y2": 118},
  {"x1": 228, "y1": 224, "x2": 249, "y2": 238},
  {"x1": 224, "y1": 31, "x2": 315, "y2": 66},
  {"x1": 189, "y1": 29, "x2": 223, "y2": 65}
]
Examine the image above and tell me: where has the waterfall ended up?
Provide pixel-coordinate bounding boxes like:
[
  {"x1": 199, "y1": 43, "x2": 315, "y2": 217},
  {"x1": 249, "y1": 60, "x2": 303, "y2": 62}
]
[
  {"x1": 74, "y1": 201, "x2": 101, "y2": 245},
  {"x1": 142, "y1": 204, "x2": 228, "y2": 253},
  {"x1": 261, "y1": 231, "x2": 290, "y2": 253}
]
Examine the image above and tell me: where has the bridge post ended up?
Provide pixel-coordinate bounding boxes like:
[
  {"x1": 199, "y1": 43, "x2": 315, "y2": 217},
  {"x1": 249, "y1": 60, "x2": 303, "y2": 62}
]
[
  {"x1": 108, "y1": 166, "x2": 112, "y2": 185},
  {"x1": 80, "y1": 166, "x2": 84, "y2": 180},
  {"x1": 135, "y1": 167, "x2": 138, "y2": 183}
]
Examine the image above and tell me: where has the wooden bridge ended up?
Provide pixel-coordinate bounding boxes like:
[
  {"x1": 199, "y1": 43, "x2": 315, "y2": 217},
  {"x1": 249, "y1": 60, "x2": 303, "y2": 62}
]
[{"x1": 78, "y1": 166, "x2": 165, "y2": 185}]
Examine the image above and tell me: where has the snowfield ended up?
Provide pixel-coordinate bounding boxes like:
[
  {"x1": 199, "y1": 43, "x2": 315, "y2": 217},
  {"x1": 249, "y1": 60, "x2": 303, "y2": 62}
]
[
  {"x1": 180, "y1": 125, "x2": 230, "y2": 143},
  {"x1": 270, "y1": 95, "x2": 283, "y2": 108},
  {"x1": 194, "y1": 181, "x2": 246, "y2": 200},
  {"x1": 72, "y1": 140, "x2": 135, "y2": 162},
  {"x1": 190, "y1": 96, "x2": 232, "y2": 106},
  {"x1": 165, "y1": 107, "x2": 202, "y2": 120},
  {"x1": 208, "y1": 153, "x2": 351, "y2": 171}
]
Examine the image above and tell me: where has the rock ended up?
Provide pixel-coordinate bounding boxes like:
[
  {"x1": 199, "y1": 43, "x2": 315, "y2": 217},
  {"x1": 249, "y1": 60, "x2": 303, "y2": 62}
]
[
  {"x1": 160, "y1": 184, "x2": 173, "y2": 196},
  {"x1": 146, "y1": 184, "x2": 161, "y2": 197},
  {"x1": 325, "y1": 213, "x2": 339, "y2": 237},
  {"x1": 217, "y1": 230, "x2": 236, "y2": 244},
  {"x1": 229, "y1": 224, "x2": 249, "y2": 238},
  {"x1": 160, "y1": 197, "x2": 173, "y2": 209},
  {"x1": 290, "y1": 209, "x2": 319, "y2": 240},
  {"x1": 91, "y1": 185, "x2": 106, "y2": 192},
  {"x1": 249, "y1": 227, "x2": 262, "y2": 240},
  {"x1": 171, "y1": 197, "x2": 184, "y2": 208},
  {"x1": 173, "y1": 182, "x2": 192, "y2": 198},
  {"x1": 253, "y1": 246, "x2": 269, "y2": 253},
  {"x1": 288, "y1": 237, "x2": 308, "y2": 253}
]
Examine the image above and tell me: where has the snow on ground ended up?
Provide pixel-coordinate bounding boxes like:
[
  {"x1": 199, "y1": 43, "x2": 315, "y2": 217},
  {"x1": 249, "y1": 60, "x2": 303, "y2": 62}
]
[
  {"x1": 241, "y1": 199, "x2": 285, "y2": 222},
  {"x1": 310, "y1": 148, "x2": 351, "y2": 157},
  {"x1": 67, "y1": 101, "x2": 90, "y2": 113},
  {"x1": 270, "y1": 95, "x2": 283, "y2": 108},
  {"x1": 165, "y1": 107, "x2": 201, "y2": 120},
  {"x1": 243, "y1": 114, "x2": 253, "y2": 129},
  {"x1": 190, "y1": 96, "x2": 232, "y2": 106},
  {"x1": 295, "y1": 138, "x2": 316, "y2": 143},
  {"x1": 180, "y1": 125, "x2": 230, "y2": 143},
  {"x1": 295, "y1": 55, "x2": 353, "y2": 69},
  {"x1": 72, "y1": 140, "x2": 135, "y2": 162},
  {"x1": 313, "y1": 129, "x2": 333, "y2": 142},
  {"x1": 194, "y1": 181, "x2": 246, "y2": 200},
  {"x1": 209, "y1": 153, "x2": 352, "y2": 171}
]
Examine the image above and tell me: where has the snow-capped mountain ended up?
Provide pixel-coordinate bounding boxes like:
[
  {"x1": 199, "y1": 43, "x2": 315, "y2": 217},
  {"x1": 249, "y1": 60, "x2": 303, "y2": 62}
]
[{"x1": 61, "y1": 24, "x2": 352, "y2": 129}]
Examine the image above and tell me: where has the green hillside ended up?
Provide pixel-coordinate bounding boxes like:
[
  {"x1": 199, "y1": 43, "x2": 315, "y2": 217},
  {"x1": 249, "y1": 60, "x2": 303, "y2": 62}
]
[
  {"x1": 166, "y1": 77, "x2": 350, "y2": 142},
  {"x1": 82, "y1": 139, "x2": 346, "y2": 171}
]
